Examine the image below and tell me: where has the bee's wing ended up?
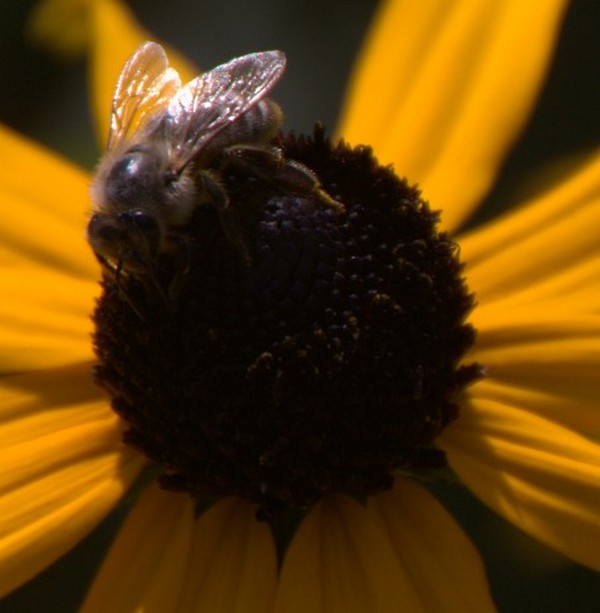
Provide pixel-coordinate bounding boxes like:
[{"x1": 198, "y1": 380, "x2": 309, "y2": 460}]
[
  {"x1": 108, "y1": 41, "x2": 182, "y2": 150},
  {"x1": 165, "y1": 50, "x2": 286, "y2": 169}
]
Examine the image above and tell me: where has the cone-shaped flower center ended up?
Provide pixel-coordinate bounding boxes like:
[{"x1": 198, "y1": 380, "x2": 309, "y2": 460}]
[{"x1": 93, "y1": 127, "x2": 479, "y2": 518}]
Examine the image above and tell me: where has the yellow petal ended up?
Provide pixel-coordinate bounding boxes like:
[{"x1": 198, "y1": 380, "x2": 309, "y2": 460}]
[
  {"x1": 471, "y1": 378, "x2": 600, "y2": 448},
  {"x1": 176, "y1": 499, "x2": 277, "y2": 613},
  {"x1": 372, "y1": 480, "x2": 495, "y2": 612},
  {"x1": 0, "y1": 365, "x2": 143, "y2": 596},
  {"x1": 337, "y1": 0, "x2": 568, "y2": 233},
  {"x1": 0, "y1": 128, "x2": 99, "y2": 371},
  {"x1": 472, "y1": 261, "x2": 600, "y2": 316},
  {"x1": 439, "y1": 396, "x2": 600, "y2": 571},
  {"x1": 83, "y1": 492, "x2": 277, "y2": 613},
  {"x1": 467, "y1": 308, "x2": 600, "y2": 440},
  {"x1": 0, "y1": 268, "x2": 95, "y2": 372},
  {"x1": 81, "y1": 484, "x2": 195, "y2": 613},
  {"x1": 88, "y1": 0, "x2": 197, "y2": 146},
  {"x1": 0, "y1": 126, "x2": 97, "y2": 278},
  {"x1": 27, "y1": 0, "x2": 91, "y2": 58},
  {"x1": 276, "y1": 483, "x2": 495, "y2": 612},
  {"x1": 459, "y1": 151, "x2": 600, "y2": 305}
]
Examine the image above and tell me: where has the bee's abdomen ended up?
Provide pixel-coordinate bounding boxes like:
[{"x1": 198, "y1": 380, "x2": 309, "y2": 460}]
[{"x1": 212, "y1": 99, "x2": 283, "y2": 152}]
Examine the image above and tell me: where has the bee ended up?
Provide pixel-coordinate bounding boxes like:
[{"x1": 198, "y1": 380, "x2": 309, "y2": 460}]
[{"x1": 88, "y1": 41, "x2": 341, "y2": 277}]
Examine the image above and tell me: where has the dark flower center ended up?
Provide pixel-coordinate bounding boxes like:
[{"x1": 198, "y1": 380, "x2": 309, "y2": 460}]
[{"x1": 92, "y1": 126, "x2": 480, "y2": 519}]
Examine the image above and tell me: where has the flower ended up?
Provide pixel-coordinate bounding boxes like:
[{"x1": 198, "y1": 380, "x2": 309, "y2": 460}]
[{"x1": 2, "y1": 1, "x2": 600, "y2": 611}]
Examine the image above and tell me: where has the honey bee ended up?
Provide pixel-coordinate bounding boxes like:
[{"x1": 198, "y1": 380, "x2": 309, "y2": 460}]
[{"x1": 88, "y1": 41, "x2": 341, "y2": 276}]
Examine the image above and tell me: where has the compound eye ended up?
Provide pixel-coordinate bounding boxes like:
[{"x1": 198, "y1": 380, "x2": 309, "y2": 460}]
[
  {"x1": 118, "y1": 209, "x2": 158, "y2": 229},
  {"x1": 118, "y1": 209, "x2": 161, "y2": 247},
  {"x1": 87, "y1": 212, "x2": 104, "y2": 235}
]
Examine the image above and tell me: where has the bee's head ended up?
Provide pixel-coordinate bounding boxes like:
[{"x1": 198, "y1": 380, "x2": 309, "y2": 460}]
[
  {"x1": 87, "y1": 208, "x2": 162, "y2": 272},
  {"x1": 92, "y1": 142, "x2": 198, "y2": 228}
]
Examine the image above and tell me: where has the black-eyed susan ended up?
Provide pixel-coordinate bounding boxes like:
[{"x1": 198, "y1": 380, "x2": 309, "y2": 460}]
[{"x1": 1, "y1": 1, "x2": 599, "y2": 611}]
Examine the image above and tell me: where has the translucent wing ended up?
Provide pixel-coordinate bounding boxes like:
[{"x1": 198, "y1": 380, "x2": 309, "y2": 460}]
[
  {"x1": 108, "y1": 41, "x2": 182, "y2": 151},
  {"x1": 165, "y1": 50, "x2": 286, "y2": 169}
]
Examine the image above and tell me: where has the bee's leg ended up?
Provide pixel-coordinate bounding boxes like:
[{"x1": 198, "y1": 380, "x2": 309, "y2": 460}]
[
  {"x1": 113, "y1": 259, "x2": 147, "y2": 322},
  {"x1": 92, "y1": 252, "x2": 166, "y2": 318},
  {"x1": 276, "y1": 158, "x2": 345, "y2": 213},
  {"x1": 93, "y1": 252, "x2": 118, "y2": 278},
  {"x1": 199, "y1": 170, "x2": 252, "y2": 265},
  {"x1": 198, "y1": 168, "x2": 230, "y2": 213},
  {"x1": 166, "y1": 235, "x2": 192, "y2": 301},
  {"x1": 145, "y1": 264, "x2": 171, "y2": 311},
  {"x1": 221, "y1": 145, "x2": 345, "y2": 214},
  {"x1": 220, "y1": 143, "x2": 285, "y2": 173}
]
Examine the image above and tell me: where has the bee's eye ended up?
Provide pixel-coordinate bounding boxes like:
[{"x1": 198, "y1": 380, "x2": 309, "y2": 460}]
[{"x1": 118, "y1": 209, "x2": 159, "y2": 232}]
